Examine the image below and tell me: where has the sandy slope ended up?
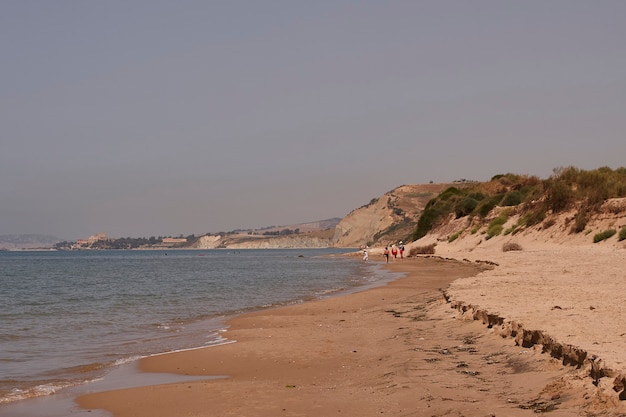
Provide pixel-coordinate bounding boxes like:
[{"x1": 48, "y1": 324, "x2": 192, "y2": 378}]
[{"x1": 394, "y1": 202, "x2": 626, "y2": 412}]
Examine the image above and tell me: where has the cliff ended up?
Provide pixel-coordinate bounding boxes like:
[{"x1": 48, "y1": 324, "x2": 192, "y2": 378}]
[{"x1": 331, "y1": 183, "x2": 461, "y2": 248}]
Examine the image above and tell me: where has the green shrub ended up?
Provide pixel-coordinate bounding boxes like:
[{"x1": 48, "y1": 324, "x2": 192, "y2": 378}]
[
  {"x1": 486, "y1": 214, "x2": 508, "y2": 239},
  {"x1": 619, "y1": 226, "x2": 626, "y2": 241},
  {"x1": 501, "y1": 190, "x2": 522, "y2": 206},
  {"x1": 570, "y1": 206, "x2": 588, "y2": 234},
  {"x1": 455, "y1": 198, "x2": 478, "y2": 218},
  {"x1": 477, "y1": 194, "x2": 503, "y2": 217},
  {"x1": 489, "y1": 213, "x2": 508, "y2": 227},
  {"x1": 503, "y1": 224, "x2": 519, "y2": 235},
  {"x1": 440, "y1": 187, "x2": 462, "y2": 201},
  {"x1": 448, "y1": 231, "x2": 462, "y2": 242},
  {"x1": 468, "y1": 192, "x2": 486, "y2": 201},
  {"x1": 519, "y1": 206, "x2": 546, "y2": 227},
  {"x1": 593, "y1": 229, "x2": 616, "y2": 243},
  {"x1": 545, "y1": 178, "x2": 574, "y2": 212},
  {"x1": 486, "y1": 225, "x2": 503, "y2": 239},
  {"x1": 412, "y1": 206, "x2": 441, "y2": 240}
]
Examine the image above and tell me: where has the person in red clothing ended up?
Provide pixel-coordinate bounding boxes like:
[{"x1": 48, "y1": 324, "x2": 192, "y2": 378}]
[{"x1": 391, "y1": 245, "x2": 398, "y2": 260}]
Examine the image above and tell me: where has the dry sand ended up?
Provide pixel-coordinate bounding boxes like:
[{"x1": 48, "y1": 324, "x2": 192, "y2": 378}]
[
  {"x1": 439, "y1": 242, "x2": 626, "y2": 415},
  {"x1": 77, "y1": 251, "x2": 626, "y2": 416}
]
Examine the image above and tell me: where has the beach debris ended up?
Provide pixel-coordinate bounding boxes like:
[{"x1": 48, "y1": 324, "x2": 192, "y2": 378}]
[
  {"x1": 455, "y1": 344, "x2": 479, "y2": 354},
  {"x1": 385, "y1": 309, "x2": 405, "y2": 317},
  {"x1": 483, "y1": 351, "x2": 508, "y2": 365},
  {"x1": 458, "y1": 369, "x2": 481, "y2": 376},
  {"x1": 614, "y1": 375, "x2": 626, "y2": 400},
  {"x1": 519, "y1": 399, "x2": 560, "y2": 412}
]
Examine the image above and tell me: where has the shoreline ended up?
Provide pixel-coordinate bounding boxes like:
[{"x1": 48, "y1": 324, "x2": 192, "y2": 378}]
[
  {"x1": 0, "y1": 248, "x2": 364, "y2": 415},
  {"x1": 74, "y1": 255, "x2": 626, "y2": 416}
]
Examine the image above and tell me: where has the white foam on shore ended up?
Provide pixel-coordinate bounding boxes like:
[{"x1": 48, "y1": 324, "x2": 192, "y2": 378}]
[
  {"x1": 0, "y1": 356, "x2": 225, "y2": 417},
  {"x1": 148, "y1": 335, "x2": 237, "y2": 357},
  {"x1": 1, "y1": 382, "x2": 72, "y2": 405}
]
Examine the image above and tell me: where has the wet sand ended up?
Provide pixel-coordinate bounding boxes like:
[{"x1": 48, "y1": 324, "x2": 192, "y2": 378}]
[{"x1": 75, "y1": 256, "x2": 624, "y2": 416}]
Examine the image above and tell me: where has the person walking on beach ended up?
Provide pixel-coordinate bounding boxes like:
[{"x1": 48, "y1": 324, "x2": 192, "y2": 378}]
[
  {"x1": 399, "y1": 241, "x2": 405, "y2": 259},
  {"x1": 362, "y1": 249, "x2": 369, "y2": 262},
  {"x1": 383, "y1": 246, "x2": 390, "y2": 263},
  {"x1": 391, "y1": 245, "x2": 398, "y2": 260}
]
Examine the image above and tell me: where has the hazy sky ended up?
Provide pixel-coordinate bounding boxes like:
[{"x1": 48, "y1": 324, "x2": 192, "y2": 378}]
[{"x1": 2, "y1": 1, "x2": 625, "y2": 240}]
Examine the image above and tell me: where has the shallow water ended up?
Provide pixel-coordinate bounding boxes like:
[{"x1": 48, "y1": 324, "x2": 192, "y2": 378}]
[{"x1": 0, "y1": 248, "x2": 392, "y2": 413}]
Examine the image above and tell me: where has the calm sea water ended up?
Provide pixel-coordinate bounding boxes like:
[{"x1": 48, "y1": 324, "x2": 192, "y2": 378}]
[{"x1": 0, "y1": 248, "x2": 392, "y2": 413}]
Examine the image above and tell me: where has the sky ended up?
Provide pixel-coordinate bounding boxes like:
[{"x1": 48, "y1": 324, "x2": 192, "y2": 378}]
[{"x1": 1, "y1": 1, "x2": 625, "y2": 240}]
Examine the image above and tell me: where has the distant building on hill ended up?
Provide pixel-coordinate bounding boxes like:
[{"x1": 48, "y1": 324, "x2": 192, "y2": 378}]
[
  {"x1": 88, "y1": 233, "x2": 108, "y2": 242},
  {"x1": 73, "y1": 233, "x2": 109, "y2": 249}
]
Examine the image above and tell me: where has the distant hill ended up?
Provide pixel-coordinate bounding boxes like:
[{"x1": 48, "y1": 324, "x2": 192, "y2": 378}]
[
  {"x1": 191, "y1": 218, "x2": 341, "y2": 249},
  {"x1": 251, "y1": 218, "x2": 342, "y2": 234},
  {"x1": 0, "y1": 234, "x2": 64, "y2": 250}
]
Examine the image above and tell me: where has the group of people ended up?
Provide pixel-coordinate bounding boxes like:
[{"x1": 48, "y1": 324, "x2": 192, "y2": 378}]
[{"x1": 361, "y1": 241, "x2": 405, "y2": 263}]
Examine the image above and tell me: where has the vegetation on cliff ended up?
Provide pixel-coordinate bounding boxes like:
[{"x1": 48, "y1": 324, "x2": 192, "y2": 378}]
[{"x1": 412, "y1": 166, "x2": 626, "y2": 241}]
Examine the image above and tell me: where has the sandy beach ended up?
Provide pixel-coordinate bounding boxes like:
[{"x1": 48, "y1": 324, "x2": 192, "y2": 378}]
[{"x1": 76, "y1": 250, "x2": 626, "y2": 416}]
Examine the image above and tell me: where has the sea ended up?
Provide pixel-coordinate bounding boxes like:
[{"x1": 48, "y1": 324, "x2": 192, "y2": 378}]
[{"x1": 0, "y1": 248, "x2": 396, "y2": 416}]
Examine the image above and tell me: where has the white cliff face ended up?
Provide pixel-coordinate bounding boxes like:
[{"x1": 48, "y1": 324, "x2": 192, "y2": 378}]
[
  {"x1": 190, "y1": 233, "x2": 333, "y2": 249},
  {"x1": 331, "y1": 197, "x2": 396, "y2": 248},
  {"x1": 226, "y1": 235, "x2": 333, "y2": 249},
  {"x1": 191, "y1": 234, "x2": 222, "y2": 249}
]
